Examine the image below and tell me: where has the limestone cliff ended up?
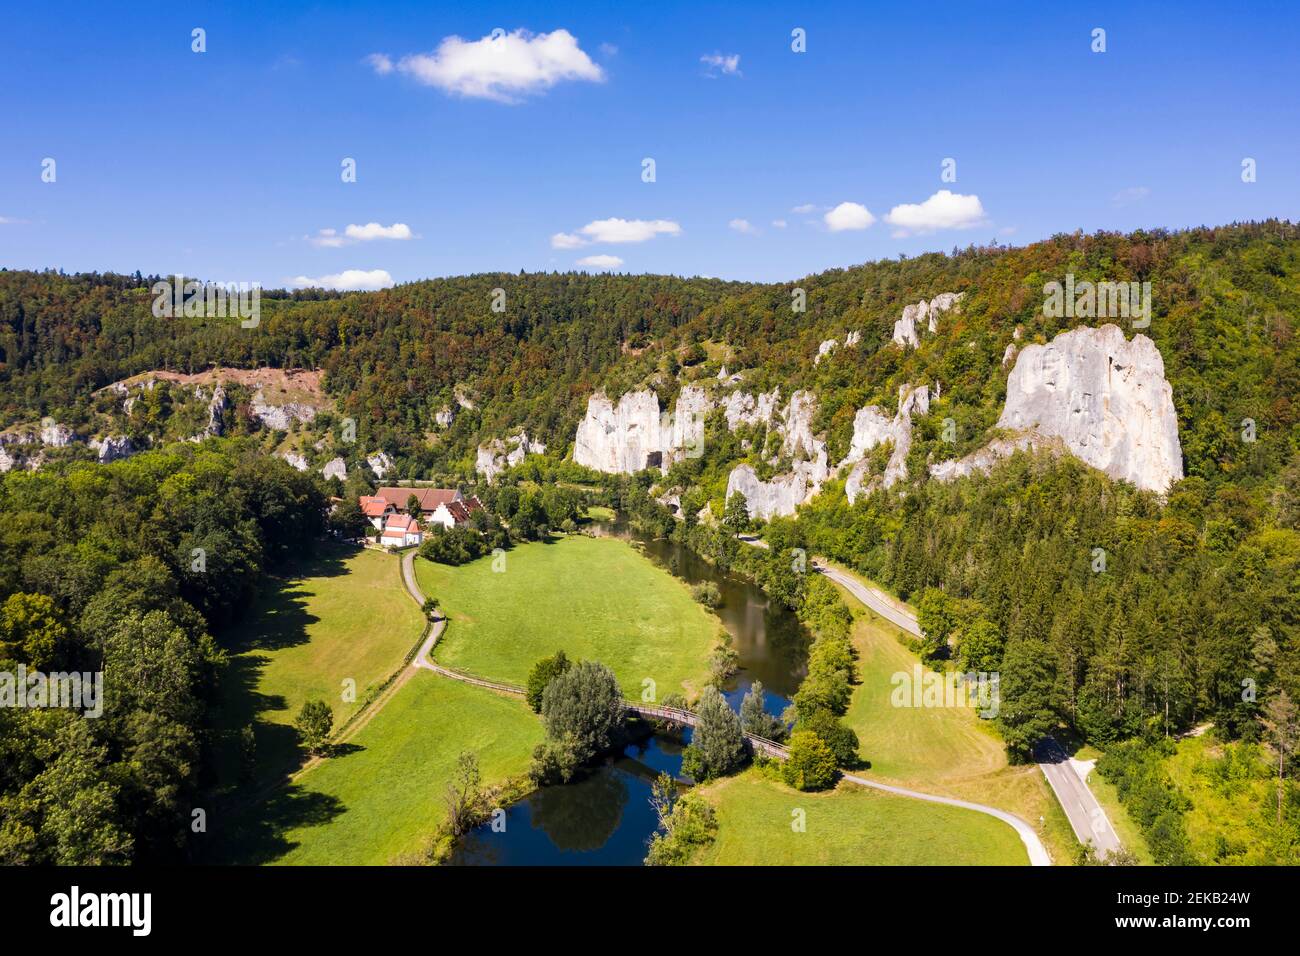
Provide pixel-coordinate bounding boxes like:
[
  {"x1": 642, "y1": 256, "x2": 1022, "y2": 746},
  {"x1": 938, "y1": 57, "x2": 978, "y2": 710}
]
[
  {"x1": 929, "y1": 325, "x2": 1183, "y2": 493},
  {"x1": 891, "y1": 293, "x2": 964, "y2": 348},
  {"x1": 572, "y1": 386, "x2": 710, "y2": 475},
  {"x1": 476, "y1": 431, "x2": 547, "y2": 481},
  {"x1": 842, "y1": 384, "x2": 930, "y2": 503}
]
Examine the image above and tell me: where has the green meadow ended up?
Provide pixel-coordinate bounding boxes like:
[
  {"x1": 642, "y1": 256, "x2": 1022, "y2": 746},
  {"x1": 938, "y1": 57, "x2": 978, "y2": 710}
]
[{"x1": 419, "y1": 534, "x2": 719, "y2": 700}]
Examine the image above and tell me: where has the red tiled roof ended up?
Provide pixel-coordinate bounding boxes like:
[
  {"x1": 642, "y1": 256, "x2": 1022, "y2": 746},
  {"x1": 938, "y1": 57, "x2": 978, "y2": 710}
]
[
  {"x1": 383, "y1": 514, "x2": 419, "y2": 532},
  {"x1": 375, "y1": 487, "x2": 460, "y2": 513},
  {"x1": 360, "y1": 495, "x2": 394, "y2": 518}
]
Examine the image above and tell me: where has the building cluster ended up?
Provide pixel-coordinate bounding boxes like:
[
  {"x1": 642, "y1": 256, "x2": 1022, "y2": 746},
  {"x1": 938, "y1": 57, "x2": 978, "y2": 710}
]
[{"x1": 358, "y1": 486, "x2": 484, "y2": 548}]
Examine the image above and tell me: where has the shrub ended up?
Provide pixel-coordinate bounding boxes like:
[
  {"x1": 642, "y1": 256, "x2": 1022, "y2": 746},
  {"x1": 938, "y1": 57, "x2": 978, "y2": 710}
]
[
  {"x1": 782, "y1": 731, "x2": 838, "y2": 791},
  {"x1": 796, "y1": 708, "x2": 859, "y2": 766},
  {"x1": 525, "y1": 649, "x2": 571, "y2": 713},
  {"x1": 691, "y1": 581, "x2": 722, "y2": 608}
]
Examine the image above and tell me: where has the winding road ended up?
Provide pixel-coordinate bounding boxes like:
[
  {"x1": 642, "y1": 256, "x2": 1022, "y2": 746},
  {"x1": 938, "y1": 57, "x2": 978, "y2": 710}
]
[{"x1": 400, "y1": 548, "x2": 1052, "y2": 866}]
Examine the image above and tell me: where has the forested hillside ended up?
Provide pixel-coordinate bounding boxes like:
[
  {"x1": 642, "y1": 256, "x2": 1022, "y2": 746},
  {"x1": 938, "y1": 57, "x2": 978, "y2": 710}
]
[{"x1": 1, "y1": 221, "x2": 1297, "y2": 862}]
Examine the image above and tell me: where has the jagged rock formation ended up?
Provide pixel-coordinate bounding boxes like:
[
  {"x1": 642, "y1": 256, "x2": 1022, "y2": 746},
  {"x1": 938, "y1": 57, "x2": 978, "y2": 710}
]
[
  {"x1": 90, "y1": 435, "x2": 136, "y2": 463},
  {"x1": 278, "y1": 452, "x2": 309, "y2": 472},
  {"x1": 842, "y1": 384, "x2": 930, "y2": 503},
  {"x1": 929, "y1": 325, "x2": 1183, "y2": 493},
  {"x1": 1002, "y1": 343, "x2": 1018, "y2": 368},
  {"x1": 845, "y1": 330, "x2": 861, "y2": 347},
  {"x1": 434, "y1": 406, "x2": 455, "y2": 428},
  {"x1": 815, "y1": 339, "x2": 838, "y2": 364},
  {"x1": 891, "y1": 293, "x2": 964, "y2": 348},
  {"x1": 476, "y1": 431, "x2": 547, "y2": 481},
  {"x1": 722, "y1": 388, "x2": 779, "y2": 430},
  {"x1": 573, "y1": 386, "x2": 709, "y2": 475},
  {"x1": 251, "y1": 390, "x2": 317, "y2": 431},
  {"x1": 321, "y1": 457, "x2": 347, "y2": 481},
  {"x1": 928, "y1": 433, "x2": 1063, "y2": 482},
  {"x1": 725, "y1": 464, "x2": 821, "y2": 522},
  {"x1": 366, "y1": 451, "x2": 393, "y2": 478},
  {"x1": 40, "y1": 422, "x2": 75, "y2": 447}
]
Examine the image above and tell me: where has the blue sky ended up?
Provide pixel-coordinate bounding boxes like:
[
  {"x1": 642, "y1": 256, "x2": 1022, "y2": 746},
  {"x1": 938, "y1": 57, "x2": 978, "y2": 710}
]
[{"x1": 1, "y1": 0, "x2": 1296, "y2": 288}]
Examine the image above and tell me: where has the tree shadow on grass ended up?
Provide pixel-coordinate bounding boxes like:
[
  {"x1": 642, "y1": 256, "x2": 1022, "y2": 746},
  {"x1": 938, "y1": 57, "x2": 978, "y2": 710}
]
[{"x1": 208, "y1": 782, "x2": 348, "y2": 865}]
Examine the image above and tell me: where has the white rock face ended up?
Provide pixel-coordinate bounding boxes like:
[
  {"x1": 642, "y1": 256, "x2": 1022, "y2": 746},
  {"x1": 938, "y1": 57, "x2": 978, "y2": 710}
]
[
  {"x1": 0, "y1": 446, "x2": 18, "y2": 473},
  {"x1": 996, "y1": 324, "x2": 1182, "y2": 493},
  {"x1": 1002, "y1": 343, "x2": 1018, "y2": 368},
  {"x1": 841, "y1": 384, "x2": 930, "y2": 503},
  {"x1": 815, "y1": 339, "x2": 838, "y2": 364},
  {"x1": 476, "y1": 431, "x2": 546, "y2": 481},
  {"x1": 845, "y1": 330, "x2": 861, "y2": 347},
  {"x1": 573, "y1": 387, "x2": 710, "y2": 475},
  {"x1": 435, "y1": 406, "x2": 455, "y2": 428},
  {"x1": 723, "y1": 389, "x2": 780, "y2": 431},
  {"x1": 279, "y1": 452, "x2": 309, "y2": 472},
  {"x1": 366, "y1": 451, "x2": 393, "y2": 478},
  {"x1": 892, "y1": 293, "x2": 964, "y2": 347},
  {"x1": 251, "y1": 390, "x2": 316, "y2": 431},
  {"x1": 725, "y1": 464, "x2": 819, "y2": 522},
  {"x1": 90, "y1": 435, "x2": 136, "y2": 463},
  {"x1": 40, "y1": 422, "x2": 75, "y2": 447},
  {"x1": 321, "y1": 457, "x2": 347, "y2": 481}
]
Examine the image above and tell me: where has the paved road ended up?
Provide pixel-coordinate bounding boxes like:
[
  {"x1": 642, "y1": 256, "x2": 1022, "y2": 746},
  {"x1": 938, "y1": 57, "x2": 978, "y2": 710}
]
[
  {"x1": 1036, "y1": 737, "x2": 1122, "y2": 858},
  {"x1": 813, "y1": 561, "x2": 922, "y2": 637}
]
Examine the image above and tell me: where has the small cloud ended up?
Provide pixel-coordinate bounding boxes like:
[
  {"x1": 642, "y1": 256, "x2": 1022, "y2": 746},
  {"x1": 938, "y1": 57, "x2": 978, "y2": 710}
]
[
  {"x1": 771, "y1": 219, "x2": 787, "y2": 229},
  {"x1": 577, "y1": 254, "x2": 623, "y2": 269},
  {"x1": 729, "y1": 218, "x2": 757, "y2": 234},
  {"x1": 345, "y1": 222, "x2": 413, "y2": 241},
  {"x1": 291, "y1": 269, "x2": 395, "y2": 291},
  {"x1": 581, "y1": 217, "x2": 681, "y2": 244},
  {"x1": 791, "y1": 203, "x2": 817, "y2": 214},
  {"x1": 387, "y1": 28, "x2": 604, "y2": 103},
  {"x1": 0, "y1": 216, "x2": 30, "y2": 225},
  {"x1": 824, "y1": 202, "x2": 876, "y2": 232},
  {"x1": 550, "y1": 232, "x2": 586, "y2": 249},
  {"x1": 700, "y1": 53, "x2": 741, "y2": 77},
  {"x1": 1112, "y1": 186, "x2": 1150, "y2": 208},
  {"x1": 884, "y1": 190, "x2": 986, "y2": 236},
  {"x1": 364, "y1": 53, "x2": 394, "y2": 75},
  {"x1": 599, "y1": 43, "x2": 619, "y2": 57},
  {"x1": 308, "y1": 222, "x2": 414, "y2": 247}
]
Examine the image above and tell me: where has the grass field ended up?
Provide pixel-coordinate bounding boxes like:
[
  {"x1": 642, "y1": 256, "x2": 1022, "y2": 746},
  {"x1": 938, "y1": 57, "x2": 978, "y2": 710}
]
[
  {"x1": 220, "y1": 673, "x2": 542, "y2": 864},
  {"x1": 215, "y1": 545, "x2": 425, "y2": 785},
  {"x1": 827, "y1": 572, "x2": 1079, "y2": 865},
  {"x1": 695, "y1": 771, "x2": 1028, "y2": 865},
  {"x1": 418, "y1": 534, "x2": 719, "y2": 699}
]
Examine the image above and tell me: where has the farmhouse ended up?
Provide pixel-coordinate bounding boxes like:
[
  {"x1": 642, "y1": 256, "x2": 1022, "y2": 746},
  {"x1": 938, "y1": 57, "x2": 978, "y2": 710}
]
[
  {"x1": 429, "y1": 495, "x2": 485, "y2": 529},
  {"x1": 379, "y1": 513, "x2": 423, "y2": 548},
  {"x1": 359, "y1": 495, "x2": 395, "y2": 530},
  {"x1": 374, "y1": 486, "x2": 462, "y2": 518}
]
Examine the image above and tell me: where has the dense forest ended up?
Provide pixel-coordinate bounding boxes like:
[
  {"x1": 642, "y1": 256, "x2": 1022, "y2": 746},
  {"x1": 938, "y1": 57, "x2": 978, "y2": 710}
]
[{"x1": 1, "y1": 221, "x2": 1297, "y2": 862}]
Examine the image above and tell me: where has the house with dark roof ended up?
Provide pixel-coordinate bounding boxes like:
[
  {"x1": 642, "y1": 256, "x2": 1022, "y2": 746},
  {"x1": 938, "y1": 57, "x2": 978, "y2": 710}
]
[{"x1": 430, "y1": 495, "x2": 484, "y2": 529}]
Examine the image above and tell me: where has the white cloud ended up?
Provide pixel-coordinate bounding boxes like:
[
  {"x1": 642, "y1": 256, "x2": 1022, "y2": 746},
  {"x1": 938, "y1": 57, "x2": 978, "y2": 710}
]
[
  {"x1": 345, "y1": 221, "x2": 413, "y2": 241},
  {"x1": 1112, "y1": 186, "x2": 1150, "y2": 207},
  {"x1": 576, "y1": 254, "x2": 623, "y2": 269},
  {"x1": 771, "y1": 219, "x2": 787, "y2": 229},
  {"x1": 550, "y1": 232, "x2": 586, "y2": 249},
  {"x1": 387, "y1": 28, "x2": 604, "y2": 103},
  {"x1": 791, "y1": 203, "x2": 817, "y2": 214},
  {"x1": 701, "y1": 53, "x2": 741, "y2": 77},
  {"x1": 364, "y1": 53, "x2": 394, "y2": 75},
  {"x1": 309, "y1": 222, "x2": 413, "y2": 247},
  {"x1": 884, "y1": 190, "x2": 986, "y2": 236},
  {"x1": 291, "y1": 269, "x2": 395, "y2": 291},
  {"x1": 729, "y1": 218, "x2": 756, "y2": 234},
  {"x1": 581, "y1": 217, "x2": 681, "y2": 243},
  {"x1": 824, "y1": 202, "x2": 876, "y2": 232},
  {"x1": 0, "y1": 216, "x2": 29, "y2": 225}
]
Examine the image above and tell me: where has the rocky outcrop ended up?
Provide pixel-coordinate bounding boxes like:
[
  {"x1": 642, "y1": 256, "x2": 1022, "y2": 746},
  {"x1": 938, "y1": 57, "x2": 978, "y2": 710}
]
[
  {"x1": 251, "y1": 390, "x2": 317, "y2": 431},
  {"x1": 434, "y1": 406, "x2": 455, "y2": 428},
  {"x1": 476, "y1": 431, "x2": 547, "y2": 482},
  {"x1": 928, "y1": 433, "x2": 1064, "y2": 483},
  {"x1": 40, "y1": 422, "x2": 75, "y2": 447},
  {"x1": 366, "y1": 451, "x2": 393, "y2": 478},
  {"x1": 845, "y1": 330, "x2": 861, "y2": 347},
  {"x1": 321, "y1": 457, "x2": 347, "y2": 481},
  {"x1": 842, "y1": 384, "x2": 931, "y2": 503},
  {"x1": 573, "y1": 386, "x2": 710, "y2": 475},
  {"x1": 278, "y1": 452, "x2": 309, "y2": 472},
  {"x1": 1002, "y1": 343, "x2": 1018, "y2": 368},
  {"x1": 726, "y1": 464, "x2": 820, "y2": 522},
  {"x1": 815, "y1": 339, "x2": 838, "y2": 364},
  {"x1": 994, "y1": 325, "x2": 1182, "y2": 493},
  {"x1": 722, "y1": 389, "x2": 780, "y2": 431},
  {"x1": 90, "y1": 435, "x2": 136, "y2": 463},
  {"x1": 892, "y1": 293, "x2": 964, "y2": 348}
]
